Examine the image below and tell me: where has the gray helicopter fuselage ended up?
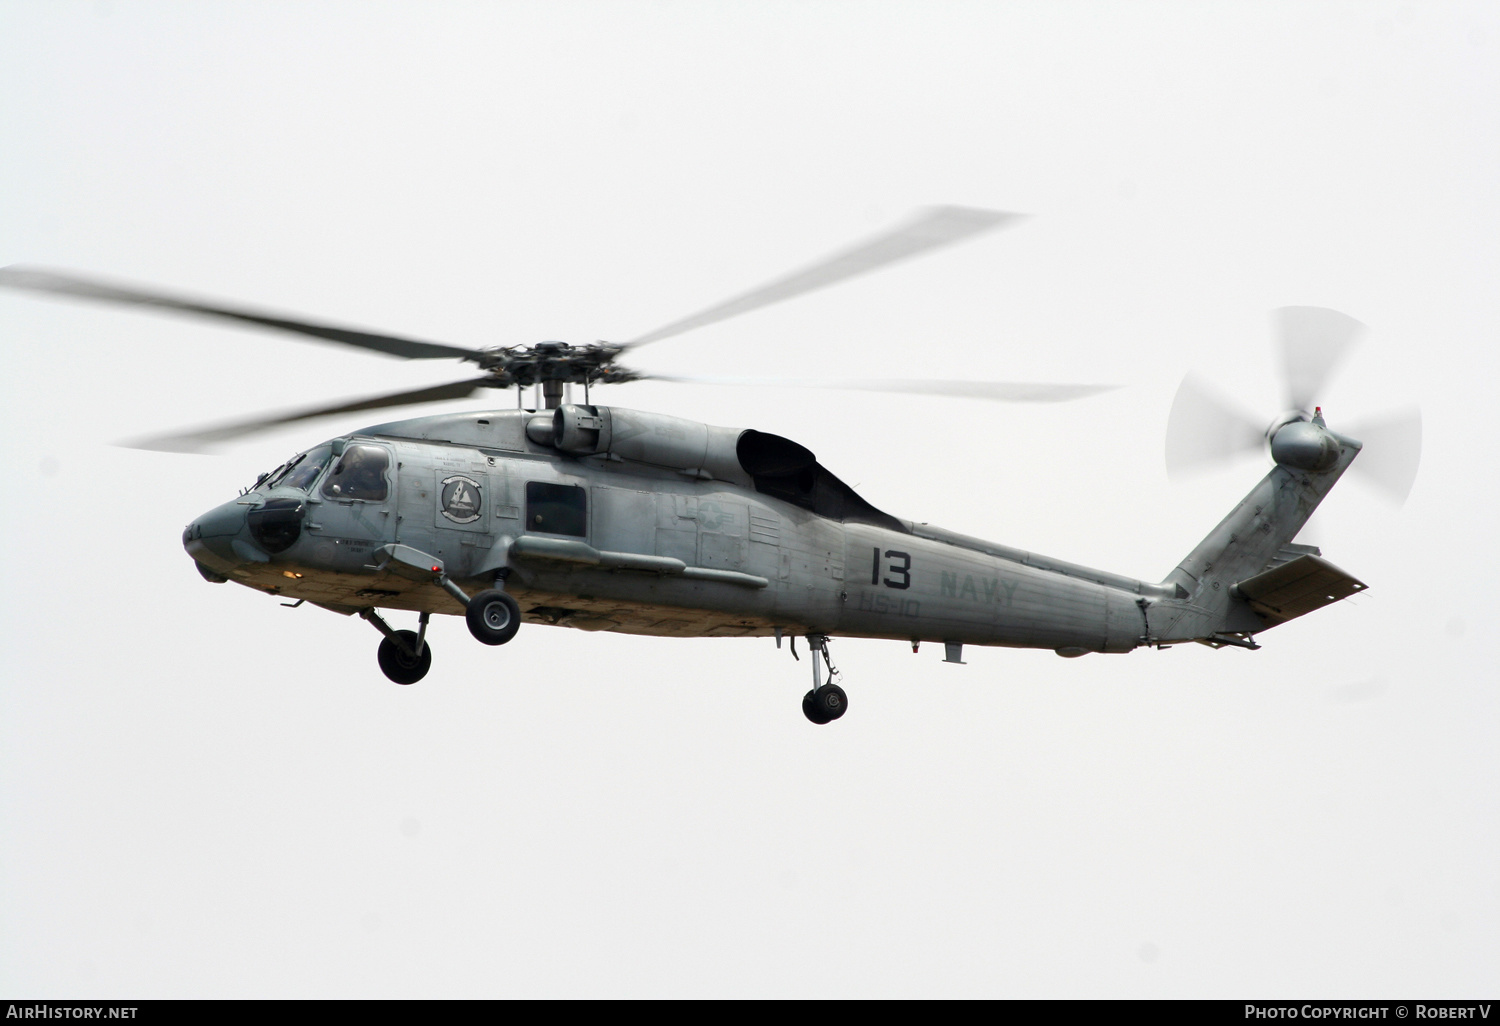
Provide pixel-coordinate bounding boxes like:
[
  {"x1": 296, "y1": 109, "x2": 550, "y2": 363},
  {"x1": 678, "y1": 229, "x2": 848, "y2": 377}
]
[
  {"x1": 5, "y1": 227, "x2": 1387, "y2": 714},
  {"x1": 7, "y1": 222, "x2": 1384, "y2": 683},
  {"x1": 183, "y1": 405, "x2": 1170, "y2": 654}
]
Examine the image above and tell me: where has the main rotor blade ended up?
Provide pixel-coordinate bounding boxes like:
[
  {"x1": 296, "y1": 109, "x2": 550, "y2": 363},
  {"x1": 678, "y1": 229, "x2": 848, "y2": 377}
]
[
  {"x1": 648, "y1": 373, "x2": 1112, "y2": 402},
  {"x1": 0, "y1": 265, "x2": 484, "y2": 362},
  {"x1": 1164, "y1": 374, "x2": 1266, "y2": 480},
  {"x1": 624, "y1": 206, "x2": 1024, "y2": 349},
  {"x1": 1345, "y1": 407, "x2": 1422, "y2": 504},
  {"x1": 1276, "y1": 306, "x2": 1364, "y2": 412},
  {"x1": 124, "y1": 378, "x2": 494, "y2": 453}
]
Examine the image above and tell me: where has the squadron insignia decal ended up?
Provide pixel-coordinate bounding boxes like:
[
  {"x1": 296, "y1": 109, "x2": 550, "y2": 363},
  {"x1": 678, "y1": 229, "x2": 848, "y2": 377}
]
[{"x1": 440, "y1": 475, "x2": 483, "y2": 524}]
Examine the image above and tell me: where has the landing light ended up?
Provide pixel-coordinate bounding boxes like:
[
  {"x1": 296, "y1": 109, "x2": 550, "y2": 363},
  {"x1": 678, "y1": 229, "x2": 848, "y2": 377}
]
[{"x1": 282, "y1": 571, "x2": 303, "y2": 579}]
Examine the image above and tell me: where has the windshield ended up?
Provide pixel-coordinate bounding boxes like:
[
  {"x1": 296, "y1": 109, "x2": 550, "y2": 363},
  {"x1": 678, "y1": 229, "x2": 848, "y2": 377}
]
[
  {"x1": 248, "y1": 465, "x2": 284, "y2": 493},
  {"x1": 279, "y1": 444, "x2": 334, "y2": 491},
  {"x1": 250, "y1": 443, "x2": 335, "y2": 494}
]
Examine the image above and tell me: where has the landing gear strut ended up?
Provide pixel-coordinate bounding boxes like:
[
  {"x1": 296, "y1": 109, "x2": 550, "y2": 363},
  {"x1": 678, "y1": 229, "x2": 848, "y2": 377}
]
[
  {"x1": 425, "y1": 564, "x2": 522, "y2": 647},
  {"x1": 801, "y1": 634, "x2": 847, "y2": 725},
  {"x1": 362, "y1": 608, "x2": 432, "y2": 685}
]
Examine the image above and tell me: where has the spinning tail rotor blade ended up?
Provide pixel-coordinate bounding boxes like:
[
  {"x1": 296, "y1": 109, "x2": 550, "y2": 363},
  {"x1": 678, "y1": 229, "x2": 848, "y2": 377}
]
[
  {"x1": 1164, "y1": 374, "x2": 1266, "y2": 480},
  {"x1": 1345, "y1": 407, "x2": 1422, "y2": 504},
  {"x1": 624, "y1": 206, "x2": 1024, "y2": 349},
  {"x1": 1165, "y1": 308, "x2": 1420, "y2": 505},
  {"x1": 647, "y1": 373, "x2": 1114, "y2": 403},
  {"x1": 1276, "y1": 306, "x2": 1364, "y2": 412},
  {"x1": 124, "y1": 378, "x2": 494, "y2": 453},
  {"x1": 0, "y1": 265, "x2": 484, "y2": 362}
]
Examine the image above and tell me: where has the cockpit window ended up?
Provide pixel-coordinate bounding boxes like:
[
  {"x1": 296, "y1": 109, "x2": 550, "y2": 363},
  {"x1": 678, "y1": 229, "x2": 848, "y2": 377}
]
[
  {"x1": 321, "y1": 444, "x2": 390, "y2": 501},
  {"x1": 279, "y1": 444, "x2": 334, "y2": 491},
  {"x1": 252, "y1": 443, "x2": 336, "y2": 493}
]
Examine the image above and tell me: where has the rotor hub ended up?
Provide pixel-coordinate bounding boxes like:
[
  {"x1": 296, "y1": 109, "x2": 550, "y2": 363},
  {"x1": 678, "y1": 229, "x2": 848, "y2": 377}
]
[
  {"x1": 474, "y1": 341, "x2": 639, "y2": 389},
  {"x1": 1270, "y1": 418, "x2": 1340, "y2": 472}
]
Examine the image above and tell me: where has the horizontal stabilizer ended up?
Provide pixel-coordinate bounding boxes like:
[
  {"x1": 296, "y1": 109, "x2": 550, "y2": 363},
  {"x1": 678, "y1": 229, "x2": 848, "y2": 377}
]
[
  {"x1": 1233, "y1": 554, "x2": 1367, "y2": 629},
  {"x1": 1257, "y1": 542, "x2": 1321, "y2": 574}
]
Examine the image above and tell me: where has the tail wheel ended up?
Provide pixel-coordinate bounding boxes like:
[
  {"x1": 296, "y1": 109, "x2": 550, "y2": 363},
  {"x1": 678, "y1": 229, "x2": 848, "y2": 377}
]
[
  {"x1": 803, "y1": 684, "x2": 847, "y2": 724},
  {"x1": 811, "y1": 683, "x2": 848, "y2": 721},
  {"x1": 802, "y1": 690, "x2": 832, "y2": 725}
]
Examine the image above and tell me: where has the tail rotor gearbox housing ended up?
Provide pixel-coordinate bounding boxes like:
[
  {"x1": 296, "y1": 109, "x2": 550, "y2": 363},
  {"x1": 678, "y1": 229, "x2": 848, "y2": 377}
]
[{"x1": 1269, "y1": 418, "x2": 1341, "y2": 472}]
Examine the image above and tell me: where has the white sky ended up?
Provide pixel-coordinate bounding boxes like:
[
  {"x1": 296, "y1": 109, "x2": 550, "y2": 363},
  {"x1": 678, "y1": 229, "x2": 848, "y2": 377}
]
[{"x1": 1, "y1": 0, "x2": 1496, "y2": 998}]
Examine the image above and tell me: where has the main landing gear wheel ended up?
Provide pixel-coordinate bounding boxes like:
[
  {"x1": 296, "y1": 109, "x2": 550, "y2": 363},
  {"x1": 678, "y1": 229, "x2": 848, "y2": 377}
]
[
  {"x1": 466, "y1": 589, "x2": 521, "y2": 646},
  {"x1": 803, "y1": 683, "x2": 848, "y2": 724},
  {"x1": 377, "y1": 630, "x2": 432, "y2": 685}
]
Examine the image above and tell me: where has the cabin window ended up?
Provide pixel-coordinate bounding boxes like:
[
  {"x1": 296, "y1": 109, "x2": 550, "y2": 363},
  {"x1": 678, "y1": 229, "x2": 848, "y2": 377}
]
[
  {"x1": 321, "y1": 444, "x2": 389, "y2": 501},
  {"x1": 525, "y1": 482, "x2": 587, "y2": 537}
]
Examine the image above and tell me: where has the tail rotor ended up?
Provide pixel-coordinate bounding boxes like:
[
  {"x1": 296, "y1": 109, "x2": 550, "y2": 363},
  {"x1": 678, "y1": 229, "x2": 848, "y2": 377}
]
[{"x1": 1164, "y1": 307, "x2": 1422, "y2": 505}]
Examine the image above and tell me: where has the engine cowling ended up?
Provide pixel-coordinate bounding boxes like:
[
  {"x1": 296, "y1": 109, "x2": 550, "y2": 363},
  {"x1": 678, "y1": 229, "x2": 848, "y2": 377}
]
[
  {"x1": 553, "y1": 404, "x2": 606, "y2": 453},
  {"x1": 540, "y1": 405, "x2": 753, "y2": 485}
]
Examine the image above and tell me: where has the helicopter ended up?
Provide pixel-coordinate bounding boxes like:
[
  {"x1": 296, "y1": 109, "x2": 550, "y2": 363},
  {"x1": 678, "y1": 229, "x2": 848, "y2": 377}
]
[{"x1": 0, "y1": 207, "x2": 1421, "y2": 724}]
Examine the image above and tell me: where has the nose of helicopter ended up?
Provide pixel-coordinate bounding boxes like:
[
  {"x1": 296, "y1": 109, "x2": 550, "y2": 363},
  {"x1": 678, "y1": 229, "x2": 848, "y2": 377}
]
[{"x1": 182, "y1": 499, "x2": 251, "y2": 576}]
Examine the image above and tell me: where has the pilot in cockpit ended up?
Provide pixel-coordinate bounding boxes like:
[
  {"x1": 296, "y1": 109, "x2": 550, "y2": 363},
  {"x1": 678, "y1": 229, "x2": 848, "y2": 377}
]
[{"x1": 322, "y1": 444, "x2": 389, "y2": 501}]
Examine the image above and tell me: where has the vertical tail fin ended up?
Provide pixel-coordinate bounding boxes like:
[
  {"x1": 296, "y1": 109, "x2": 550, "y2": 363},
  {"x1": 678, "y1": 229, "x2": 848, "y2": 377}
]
[{"x1": 1150, "y1": 426, "x2": 1363, "y2": 645}]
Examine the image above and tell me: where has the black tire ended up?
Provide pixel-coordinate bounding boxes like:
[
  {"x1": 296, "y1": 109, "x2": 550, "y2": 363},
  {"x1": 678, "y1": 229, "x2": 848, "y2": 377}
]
[
  {"x1": 377, "y1": 630, "x2": 431, "y2": 685},
  {"x1": 466, "y1": 589, "x2": 521, "y2": 646},
  {"x1": 802, "y1": 689, "x2": 833, "y2": 725},
  {"x1": 811, "y1": 683, "x2": 848, "y2": 721}
]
